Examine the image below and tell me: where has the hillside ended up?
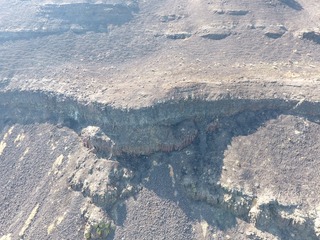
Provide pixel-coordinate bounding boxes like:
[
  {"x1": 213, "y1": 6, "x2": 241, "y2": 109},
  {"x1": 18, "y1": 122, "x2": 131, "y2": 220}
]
[{"x1": 1, "y1": 0, "x2": 320, "y2": 239}]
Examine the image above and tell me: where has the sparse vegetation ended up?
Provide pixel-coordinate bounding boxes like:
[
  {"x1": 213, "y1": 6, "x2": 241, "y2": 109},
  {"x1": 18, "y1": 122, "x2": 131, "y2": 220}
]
[{"x1": 85, "y1": 221, "x2": 113, "y2": 240}]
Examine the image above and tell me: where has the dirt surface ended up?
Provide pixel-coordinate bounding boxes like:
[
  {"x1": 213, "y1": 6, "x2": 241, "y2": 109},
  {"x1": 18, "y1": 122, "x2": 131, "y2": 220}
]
[
  {"x1": 1, "y1": 0, "x2": 320, "y2": 240},
  {"x1": 0, "y1": 124, "x2": 86, "y2": 240},
  {"x1": 1, "y1": 0, "x2": 320, "y2": 107},
  {"x1": 222, "y1": 115, "x2": 320, "y2": 210}
]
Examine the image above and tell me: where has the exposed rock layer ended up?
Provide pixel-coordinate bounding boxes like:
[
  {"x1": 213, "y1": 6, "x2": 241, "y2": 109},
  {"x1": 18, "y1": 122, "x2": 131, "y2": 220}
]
[
  {"x1": 2, "y1": 0, "x2": 320, "y2": 239},
  {"x1": 0, "y1": 89, "x2": 320, "y2": 239}
]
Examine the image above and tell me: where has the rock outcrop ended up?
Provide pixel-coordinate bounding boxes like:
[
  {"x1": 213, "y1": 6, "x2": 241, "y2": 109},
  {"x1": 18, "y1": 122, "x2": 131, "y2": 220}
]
[{"x1": 2, "y1": 0, "x2": 320, "y2": 239}]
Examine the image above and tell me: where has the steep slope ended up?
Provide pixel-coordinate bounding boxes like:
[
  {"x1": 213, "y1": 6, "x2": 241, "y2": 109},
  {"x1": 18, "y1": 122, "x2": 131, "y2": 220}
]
[{"x1": 1, "y1": 0, "x2": 320, "y2": 240}]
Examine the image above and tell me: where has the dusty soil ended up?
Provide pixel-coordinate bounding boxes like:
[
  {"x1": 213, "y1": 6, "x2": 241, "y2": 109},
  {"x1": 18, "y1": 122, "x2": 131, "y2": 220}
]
[
  {"x1": 1, "y1": 0, "x2": 320, "y2": 240},
  {"x1": 1, "y1": 0, "x2": 320, "y2": 107}
]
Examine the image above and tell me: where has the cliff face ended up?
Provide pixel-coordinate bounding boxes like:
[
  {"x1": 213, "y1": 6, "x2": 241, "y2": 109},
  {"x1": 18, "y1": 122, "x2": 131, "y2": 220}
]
[
  {"x1": 1, "y1": 0, "x2": 320, "y2": 239},
  {"x1": 0, "y1": 91, "x2": 320, "y2": 239}
]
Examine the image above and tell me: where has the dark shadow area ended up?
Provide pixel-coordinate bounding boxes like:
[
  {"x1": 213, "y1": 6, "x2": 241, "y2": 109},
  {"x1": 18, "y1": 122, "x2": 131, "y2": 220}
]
[
  {"x1": 254, "y1": 201, "x2": 318, "y2": 239},
  {"x1": 226, "y1": 10, "x2": 249, "y2": 16},
  {"x1": 279, "y1": 0, "x2": 303, "y2": 10},
  {"x1": 201, "y1": 32, "x2": 231, "y2": 40},
  {"x1": 301, "y1": 31, "x2": 320, "y2": 44},
  {"x1": 166, "y1": 33, "x2": 192, "y2": 40},
  {"x1": 0, "y1": 78, "x2": 10, "y2": 89},
  {"x1": 125, "y1": 109, "x2": 284, "y2": 235},
  {"x1": 114, "y1": 203, "x2": 127, "y2": 227},
  {"x1": 0, "y1": 3, "x2": 139, "y2": 43},
  {"x1": 0, "y1": 31, "x2": 64, "y2": 43},
  {"x1": 1, "y1": 90, "x2": 320, "y2": 239},
  {"x1": 203, "y1": 109, "x2": 282, "y2": 184},
  {"x1": 115, "y1": 154, "x2": 152, "y2": 189},
  {"x1": 40, "y1": 3, "x2": 138, "y2": 31},
  {"x1": 115, "y1": 107, "x2": 320, "y2": 239},
  {"x1": 265, "y1": 32, "x2": 284, "y2": 39},
  {"x1": 143, "y1": 161, "x2": 239, "y2": 231}
]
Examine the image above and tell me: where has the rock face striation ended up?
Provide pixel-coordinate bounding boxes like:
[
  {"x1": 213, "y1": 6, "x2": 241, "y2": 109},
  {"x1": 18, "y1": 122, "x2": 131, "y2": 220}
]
[
  {"x1": 0, "y1": 90, "x2": 320, "y2": 239},
  {"x1": 2, "y1": 0, "x2": 320, "y2": 239},
  {"x1": 0, "y1": 1, "x2": 138, "y2": 42}
]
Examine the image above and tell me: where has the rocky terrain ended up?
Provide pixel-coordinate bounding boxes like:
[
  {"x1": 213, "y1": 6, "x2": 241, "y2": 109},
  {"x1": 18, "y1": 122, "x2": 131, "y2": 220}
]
[{"x1": 1, "y1": 0, "x2": 320, "y2": 239}]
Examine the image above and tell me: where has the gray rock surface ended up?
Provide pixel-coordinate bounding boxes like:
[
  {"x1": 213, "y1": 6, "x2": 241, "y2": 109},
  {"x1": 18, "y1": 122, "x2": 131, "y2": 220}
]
[{"x1": 1, "y1": 0, "x2": 320, "y2": 240}]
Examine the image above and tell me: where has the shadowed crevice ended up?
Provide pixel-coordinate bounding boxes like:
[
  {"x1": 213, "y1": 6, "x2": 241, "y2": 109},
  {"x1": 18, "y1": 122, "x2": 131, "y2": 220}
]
[{"x1": 279, "y1": 0, "x2": 303, "y2": 10}]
